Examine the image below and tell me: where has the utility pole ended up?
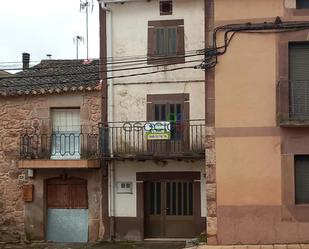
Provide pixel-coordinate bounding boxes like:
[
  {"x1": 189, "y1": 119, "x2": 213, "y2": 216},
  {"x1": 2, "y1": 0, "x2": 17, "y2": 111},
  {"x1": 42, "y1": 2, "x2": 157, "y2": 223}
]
[
  {"x1": 73, "y1": 35, "x2": 84, "y2": 59},
  {"x1": 80, "y1": 0, "x2": 93, "y2": 59}
]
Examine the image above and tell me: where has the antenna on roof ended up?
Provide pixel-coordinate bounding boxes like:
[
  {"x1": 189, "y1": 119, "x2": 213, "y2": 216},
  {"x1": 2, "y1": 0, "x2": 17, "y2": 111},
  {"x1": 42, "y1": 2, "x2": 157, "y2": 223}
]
[
  {"x1": 80, "y1": 0, "x2": 94, "y2": 59},
  {"x1": 73, "y1": 35, "x2": 84, "y2": 59}
]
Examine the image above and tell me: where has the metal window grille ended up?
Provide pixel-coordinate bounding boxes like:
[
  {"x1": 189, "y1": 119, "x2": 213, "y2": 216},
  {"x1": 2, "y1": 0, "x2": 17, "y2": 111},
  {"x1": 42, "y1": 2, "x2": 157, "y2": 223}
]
[
  {"x1": 160, "y1": 0, "x2": 173, "y2": 15},
  {"x1": 51, "y1": 109, "x2": 81, "y2": 159}
]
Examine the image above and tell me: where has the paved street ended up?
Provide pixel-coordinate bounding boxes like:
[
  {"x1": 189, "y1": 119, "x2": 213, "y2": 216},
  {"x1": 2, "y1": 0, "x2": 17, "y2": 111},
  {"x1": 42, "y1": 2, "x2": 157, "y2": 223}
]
[
  {"x1": 3, "y1": 243, "x2": 309, "y2": 249},
  {"x1": 0, "y1": 242, "x2": 186, "y2": 249},
  {"x1": 194, "y1": 245, "x2": 309, "y2": 249}
]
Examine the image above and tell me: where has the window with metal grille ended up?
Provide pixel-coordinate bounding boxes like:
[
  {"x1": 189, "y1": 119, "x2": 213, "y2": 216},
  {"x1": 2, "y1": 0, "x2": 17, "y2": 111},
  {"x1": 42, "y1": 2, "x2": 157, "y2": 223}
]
[
  {"x1": 289, "y1": 43, "x2": 309, "y2": 120},
  {"x1": 160, "y1": 0, "x2": 173, "y2": 15},
  {"x1": 295, "y1": 155, "x2": 309, "y2": 204},
  {"x1": 296, "y1": 0, "x2": 309, "y2": 9},
  {"x1": 51, "y1": 108, "x2": 80, "y2": 159}
]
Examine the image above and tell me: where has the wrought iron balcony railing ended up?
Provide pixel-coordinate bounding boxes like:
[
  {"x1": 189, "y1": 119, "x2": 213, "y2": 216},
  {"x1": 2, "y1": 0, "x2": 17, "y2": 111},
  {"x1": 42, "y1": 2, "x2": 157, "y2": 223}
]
[
  {"x1": 99, "y1": 119, "x2": 205, "y2": 160},
  {"x1": 20, "y1": 127, "x2": 99, "y2": 160}
]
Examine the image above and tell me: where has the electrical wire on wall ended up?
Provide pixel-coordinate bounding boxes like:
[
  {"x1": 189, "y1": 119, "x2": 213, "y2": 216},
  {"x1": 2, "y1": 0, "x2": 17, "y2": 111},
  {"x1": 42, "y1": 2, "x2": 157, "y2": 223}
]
[{"x1": 201, "y1": 17, "x2": 309, "y2": 71}]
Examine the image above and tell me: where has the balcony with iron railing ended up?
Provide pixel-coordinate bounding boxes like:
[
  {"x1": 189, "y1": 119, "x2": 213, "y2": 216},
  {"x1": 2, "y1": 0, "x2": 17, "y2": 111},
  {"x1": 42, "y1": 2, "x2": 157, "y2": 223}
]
[
  {"x1": 278, "y1": 80, "x2": 309, "y2": 126},
  {"x1": 99, "y1": 119, "x2": 206, "y2": 160},
  {"x1": 18, "y1": 126, "x2": 100, "y2": 169}
]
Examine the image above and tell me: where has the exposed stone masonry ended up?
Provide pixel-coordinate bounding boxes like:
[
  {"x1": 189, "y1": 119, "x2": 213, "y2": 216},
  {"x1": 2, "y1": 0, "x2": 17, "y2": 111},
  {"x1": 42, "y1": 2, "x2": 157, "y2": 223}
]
[
  {"x1": 0, "y1": 91, "x2": 101, "y2": 242},
  {"x1": 205, "y1": 126, "x2": 217, "y2": 244}
]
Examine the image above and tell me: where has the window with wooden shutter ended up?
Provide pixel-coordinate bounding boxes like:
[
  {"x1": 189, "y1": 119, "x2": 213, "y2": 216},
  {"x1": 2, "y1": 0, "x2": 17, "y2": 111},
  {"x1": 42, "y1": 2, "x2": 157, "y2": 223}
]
[
  {"x1": 295, "y1": 155, "x2": 309, "y2": 204},
  {"x1": 289, "y1": 43, "x2": 309, "y2": 120},
  {"x1": 147, "y1": 19, "x2": 185, "y2": 64}
]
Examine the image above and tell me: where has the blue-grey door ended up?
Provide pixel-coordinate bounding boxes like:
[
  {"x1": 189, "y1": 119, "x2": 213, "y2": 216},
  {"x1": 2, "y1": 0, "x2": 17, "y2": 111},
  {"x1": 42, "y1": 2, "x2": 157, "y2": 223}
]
[
  {"x1": 46, "y1": 178, "x2": 88, "y2": 242},
  {"x1": 46, "y1": 209, "x2": 88, "y2": 242}
]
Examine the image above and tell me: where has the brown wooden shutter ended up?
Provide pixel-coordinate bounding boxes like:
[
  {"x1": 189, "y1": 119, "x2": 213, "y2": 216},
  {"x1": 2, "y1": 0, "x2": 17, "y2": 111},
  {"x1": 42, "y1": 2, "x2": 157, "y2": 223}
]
[
  {"x1": 147, "y1": 101, "x2": 154, "y2": 121},
  {"x1": 148, "y1": 25, "x2": 155, "y2": 59},
  {"x1": 177, "y1": 25, "x2": 185, "y2": 63}
]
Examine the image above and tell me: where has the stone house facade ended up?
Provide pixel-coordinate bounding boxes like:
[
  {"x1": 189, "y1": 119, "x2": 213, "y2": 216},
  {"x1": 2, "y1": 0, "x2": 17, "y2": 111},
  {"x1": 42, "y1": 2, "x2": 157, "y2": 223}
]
[{"x1": 0, "y1": 58, "x2": 103, "y2": 242}]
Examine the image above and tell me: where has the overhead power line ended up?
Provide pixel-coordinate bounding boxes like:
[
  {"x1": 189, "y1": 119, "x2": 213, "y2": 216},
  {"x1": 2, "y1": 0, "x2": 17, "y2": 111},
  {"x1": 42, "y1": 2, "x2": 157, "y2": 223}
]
[
  {"x1": 0, "y1": 59, "x2": 201, "y2": 80},
  {"x1": 0, "y1": 48, "x2": 204, "y2": 66},
  {"x1": 0, "y1": 64, "x2": 199, "y2": 89},
  {"x1": 0, "y1": 53, "x2": 203, "y2": 72}
]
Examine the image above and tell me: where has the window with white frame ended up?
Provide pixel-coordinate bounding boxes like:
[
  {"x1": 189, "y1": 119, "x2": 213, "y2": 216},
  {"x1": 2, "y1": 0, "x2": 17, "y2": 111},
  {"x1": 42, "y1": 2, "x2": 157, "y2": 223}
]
[{"x1": 51, "y1": 109, "x2": 81, "y2": 159}]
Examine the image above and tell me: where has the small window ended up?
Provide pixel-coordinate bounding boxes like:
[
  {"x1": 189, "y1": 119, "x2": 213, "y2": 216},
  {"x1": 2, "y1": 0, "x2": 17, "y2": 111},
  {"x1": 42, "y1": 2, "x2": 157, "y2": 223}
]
[
  {"x1": 116, "y1": 182, "x2": 133, "y2": 194},
  {"x1": 296, "y1": 0, "x2": 309, "y2": 9},
  {"x1": 295, "y1": 155, "x2": 309, "y2": 204},
  {"x1": 160, "y1": 0, "x2": 173, "y2": 15}
]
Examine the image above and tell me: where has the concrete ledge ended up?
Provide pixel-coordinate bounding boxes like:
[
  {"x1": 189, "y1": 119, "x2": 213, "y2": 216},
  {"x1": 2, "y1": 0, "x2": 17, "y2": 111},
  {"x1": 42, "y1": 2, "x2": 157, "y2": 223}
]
[{"x1": 18, "y1": 159, "x2": 100, "y2": 169}]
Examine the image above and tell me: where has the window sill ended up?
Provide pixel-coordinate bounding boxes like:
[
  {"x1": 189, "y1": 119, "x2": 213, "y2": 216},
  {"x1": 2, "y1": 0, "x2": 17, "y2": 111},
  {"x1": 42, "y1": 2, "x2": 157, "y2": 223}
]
[
  {"x1": 279, "y1": 120, "x2": 309, "y2": 127},
  {"x1": 282, "y1": 204, "x2": 309, "y2": 222},
  {"x1": 292, "y1": 9, "x2": 309, "y2": 16},
  {"x1": 147, "y1": 56, "x2": 185, "y2": 65}
]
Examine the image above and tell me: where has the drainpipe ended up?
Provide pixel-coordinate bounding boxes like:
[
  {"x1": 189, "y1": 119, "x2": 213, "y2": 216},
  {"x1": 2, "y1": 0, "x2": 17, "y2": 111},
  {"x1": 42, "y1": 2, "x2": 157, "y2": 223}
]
[
  {"x1": 101, "y1": 2, "x2": 116, "y2": 240},
  {"x1": 99, "y1": 3, "x2": 108, "y2": 241}
]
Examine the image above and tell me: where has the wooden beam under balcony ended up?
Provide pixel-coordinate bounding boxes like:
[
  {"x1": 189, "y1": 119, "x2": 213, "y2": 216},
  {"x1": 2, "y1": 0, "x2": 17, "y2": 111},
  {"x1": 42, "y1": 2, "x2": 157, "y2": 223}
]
[{"x1": 18, "y1": 159, "x2": 100, "y2": 169}]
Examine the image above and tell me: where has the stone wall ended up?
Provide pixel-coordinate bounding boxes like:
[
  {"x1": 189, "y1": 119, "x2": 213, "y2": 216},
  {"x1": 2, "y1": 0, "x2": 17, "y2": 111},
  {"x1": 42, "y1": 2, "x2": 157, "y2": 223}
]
[{"x1": 0, "y1": 91, "x2": 101, "y2": 242}]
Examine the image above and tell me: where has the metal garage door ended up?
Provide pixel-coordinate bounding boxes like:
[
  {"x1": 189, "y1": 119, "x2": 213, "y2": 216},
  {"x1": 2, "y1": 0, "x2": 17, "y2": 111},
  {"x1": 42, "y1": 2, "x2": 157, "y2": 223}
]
[{"x1": 46, "y1": 178, "x2": 88, "y2": 242}]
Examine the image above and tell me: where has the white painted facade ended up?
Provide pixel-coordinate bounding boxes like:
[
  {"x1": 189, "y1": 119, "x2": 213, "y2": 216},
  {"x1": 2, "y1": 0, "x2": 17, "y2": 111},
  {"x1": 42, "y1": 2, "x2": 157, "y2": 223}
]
[
  {"x1": 103, "y1": 0, "x2": 206, "y2": 223},
  {"x1": 114, "y1": 161, "x2": 207, "y2": 217}
]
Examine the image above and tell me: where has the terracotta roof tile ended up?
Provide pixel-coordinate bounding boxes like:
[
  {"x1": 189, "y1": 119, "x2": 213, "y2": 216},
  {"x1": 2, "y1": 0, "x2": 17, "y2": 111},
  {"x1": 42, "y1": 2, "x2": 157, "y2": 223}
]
[{"x1": 0, "y1": 59, "x2": 100, "y2": 96}]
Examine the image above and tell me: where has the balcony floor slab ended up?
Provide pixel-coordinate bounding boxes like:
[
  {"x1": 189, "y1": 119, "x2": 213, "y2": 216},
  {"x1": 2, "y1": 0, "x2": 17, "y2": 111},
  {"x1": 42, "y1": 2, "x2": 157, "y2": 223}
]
[{"x1": 18, "y1": 159, "x2": 100, "y2": 169}]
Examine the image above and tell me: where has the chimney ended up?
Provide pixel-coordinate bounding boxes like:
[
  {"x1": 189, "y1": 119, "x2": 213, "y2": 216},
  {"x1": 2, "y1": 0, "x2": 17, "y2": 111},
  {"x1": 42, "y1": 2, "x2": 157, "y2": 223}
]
[{"x1": 22, "y1": 52, "x2": 30, "y2": 70}]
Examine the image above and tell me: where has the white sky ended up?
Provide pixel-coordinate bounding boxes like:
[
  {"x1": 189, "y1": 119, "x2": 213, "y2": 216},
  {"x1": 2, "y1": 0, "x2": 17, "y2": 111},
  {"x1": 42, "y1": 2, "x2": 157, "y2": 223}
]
[{"x1": 0, "y1": 0, "x2": 99, "y2": 69}]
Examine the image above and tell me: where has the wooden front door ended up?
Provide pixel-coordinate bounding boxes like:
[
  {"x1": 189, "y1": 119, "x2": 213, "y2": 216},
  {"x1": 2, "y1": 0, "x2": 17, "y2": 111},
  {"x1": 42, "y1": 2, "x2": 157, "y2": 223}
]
[
  {"x1": 145, "y1": 180, "x2": 195, "y2": 238},
  {"x1": 46, "y1": 178, "x2": 88, "y2": 242}
]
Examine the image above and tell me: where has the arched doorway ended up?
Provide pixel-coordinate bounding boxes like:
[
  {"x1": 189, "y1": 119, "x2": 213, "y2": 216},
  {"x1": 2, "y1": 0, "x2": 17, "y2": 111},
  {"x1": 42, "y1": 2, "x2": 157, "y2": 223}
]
[{"x1": 46, "y1": 177, "x2": 88, "y2": 242}]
